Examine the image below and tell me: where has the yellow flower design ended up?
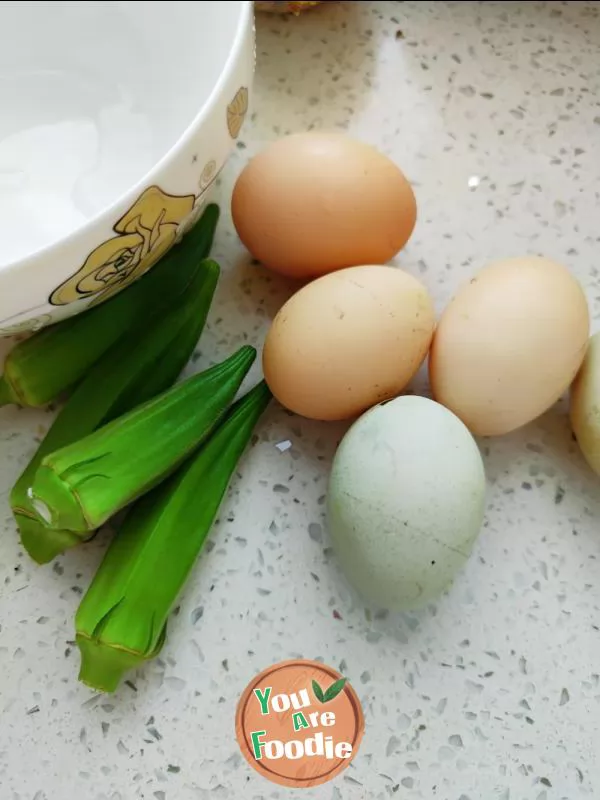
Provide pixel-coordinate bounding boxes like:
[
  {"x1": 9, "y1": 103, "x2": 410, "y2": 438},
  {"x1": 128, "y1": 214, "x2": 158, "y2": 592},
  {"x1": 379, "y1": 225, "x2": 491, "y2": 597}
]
[
  {"x1": 50, "y1": 186, "x2": 195, "y2": 307},
  {"x1": 227, "y1": 87, "x2": 249, "y2": 139}
]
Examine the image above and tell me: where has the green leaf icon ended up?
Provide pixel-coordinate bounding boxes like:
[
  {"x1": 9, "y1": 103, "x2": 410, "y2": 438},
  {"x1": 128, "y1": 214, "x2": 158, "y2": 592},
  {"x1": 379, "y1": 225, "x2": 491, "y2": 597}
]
[
  {"x1": 312, "y1": 679, "x2": 325, "y2": 703},
  {"x1": 323, "y1": 677, "x2": 347, "y2": 703}
]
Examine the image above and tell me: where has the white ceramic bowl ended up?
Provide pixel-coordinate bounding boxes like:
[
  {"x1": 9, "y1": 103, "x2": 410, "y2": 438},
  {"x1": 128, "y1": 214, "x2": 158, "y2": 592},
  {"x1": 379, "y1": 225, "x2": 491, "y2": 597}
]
[{"x1": 0, "y1": 0, "x2": 254, "y2": 335}]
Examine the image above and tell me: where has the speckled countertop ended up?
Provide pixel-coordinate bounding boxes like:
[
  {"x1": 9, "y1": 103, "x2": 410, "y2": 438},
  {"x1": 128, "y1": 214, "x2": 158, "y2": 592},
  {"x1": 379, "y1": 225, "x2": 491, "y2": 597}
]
[{"x1": 1, "y1": 2, "x2": 600, "y2": 798}]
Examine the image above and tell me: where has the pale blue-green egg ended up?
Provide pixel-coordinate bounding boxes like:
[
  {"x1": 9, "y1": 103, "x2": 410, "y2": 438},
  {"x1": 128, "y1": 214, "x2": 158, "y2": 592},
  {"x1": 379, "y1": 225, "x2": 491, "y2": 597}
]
[{"x1": 327, "y1": 395, "x2": 486, "y2": 610}]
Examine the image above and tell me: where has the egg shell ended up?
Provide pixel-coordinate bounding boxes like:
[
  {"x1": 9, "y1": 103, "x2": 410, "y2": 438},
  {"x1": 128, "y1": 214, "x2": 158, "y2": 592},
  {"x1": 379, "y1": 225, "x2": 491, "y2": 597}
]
[
  {"x1": 231, "y1": 132, "x2": 417, "y2": 279},
  {"x1": 570, "y1": 331, "x2": 600, "y2": 476},
  {"x1": 429, "y1": 256, "x2": 590, "y2": 437},
  {"x1": 262, "y1": 265, "x2": 435, "y2": 421},
  {"x1": 327, "y1": 395, "x2": 486, "y2": 610}
]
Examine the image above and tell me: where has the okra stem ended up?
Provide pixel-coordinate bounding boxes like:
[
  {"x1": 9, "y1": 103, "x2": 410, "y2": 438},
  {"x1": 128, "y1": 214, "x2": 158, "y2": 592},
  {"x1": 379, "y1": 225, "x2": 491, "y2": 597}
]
[
  {"x1": 15, "y1": 512, "x2": 81, "y2": 563},
  {"x1": 76, "y1": 637, "x2": 144, "y2": 694}
]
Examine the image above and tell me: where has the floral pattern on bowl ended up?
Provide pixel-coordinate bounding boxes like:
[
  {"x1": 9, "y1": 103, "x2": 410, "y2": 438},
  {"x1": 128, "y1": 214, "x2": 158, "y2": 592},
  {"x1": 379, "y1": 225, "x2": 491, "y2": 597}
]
[{"x1": 49, "y1": 187, "x2": 196, "y2": 307}]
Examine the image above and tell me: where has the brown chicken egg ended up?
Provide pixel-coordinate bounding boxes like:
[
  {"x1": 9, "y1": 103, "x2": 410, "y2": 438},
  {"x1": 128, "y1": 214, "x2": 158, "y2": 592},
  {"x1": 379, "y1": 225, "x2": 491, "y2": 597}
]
[
  {"x1": 262, "y1": 265, "x2": 435, "y2": 421},
  {"x1": 429, "y1": 256, "x2": 590, "y2": 437},
  {"x1": 231, "y1": 132, "x2": 417, "y2": 280}
]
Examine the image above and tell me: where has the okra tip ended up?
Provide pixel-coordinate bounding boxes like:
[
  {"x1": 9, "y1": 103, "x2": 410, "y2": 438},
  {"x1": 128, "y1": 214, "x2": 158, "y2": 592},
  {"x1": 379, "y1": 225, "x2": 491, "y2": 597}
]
[
  {"x1": 232, "y1": 344, "x2": 258, "y2": 366},
  {"x1": 246, "y1": 379, "x2": 273, "y2": 406},
  {"x1": 198, "y1": 258, "x2": 221, "y2": 281},
  {"x1": 202, "y1": 202, "x2": 220, "y2": 223}
]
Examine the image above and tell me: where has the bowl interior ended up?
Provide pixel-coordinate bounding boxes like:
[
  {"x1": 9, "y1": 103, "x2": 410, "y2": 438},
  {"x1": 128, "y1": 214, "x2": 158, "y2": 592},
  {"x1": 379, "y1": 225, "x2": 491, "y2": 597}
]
[{"x1": 0, "y1": 0, "x2": 246, "y2": 267}]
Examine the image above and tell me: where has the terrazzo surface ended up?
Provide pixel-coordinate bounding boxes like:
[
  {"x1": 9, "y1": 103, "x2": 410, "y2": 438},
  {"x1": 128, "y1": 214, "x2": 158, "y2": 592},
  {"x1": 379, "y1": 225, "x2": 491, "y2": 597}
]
[{"x1": 1, "y1": 2, "x2": 600, "y2": 798}]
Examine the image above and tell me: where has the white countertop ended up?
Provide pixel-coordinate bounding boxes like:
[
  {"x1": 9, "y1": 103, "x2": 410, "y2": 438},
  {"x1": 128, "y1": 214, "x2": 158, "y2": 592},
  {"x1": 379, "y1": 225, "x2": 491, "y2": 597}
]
[{"x1": 1, "y1": 2, "x2": 600, "y2": 798}]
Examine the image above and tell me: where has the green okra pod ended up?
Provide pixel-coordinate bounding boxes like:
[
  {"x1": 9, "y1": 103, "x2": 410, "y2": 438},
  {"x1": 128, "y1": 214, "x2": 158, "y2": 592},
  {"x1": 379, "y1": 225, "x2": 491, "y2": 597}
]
[
  {"x1": 75, "y1": 380, "x2": 272, "y2": 692},
  {"x1": 30, "y1": 346, "x2": 257, "y2": 535},
  {"x1": 13, "y1": 259, "x2": 220, "y2": 564}
]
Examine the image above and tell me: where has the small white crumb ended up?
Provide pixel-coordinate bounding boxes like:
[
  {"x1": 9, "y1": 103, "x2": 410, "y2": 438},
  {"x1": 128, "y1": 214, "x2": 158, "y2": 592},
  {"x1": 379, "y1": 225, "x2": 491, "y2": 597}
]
[
  {"x1": 467, "y1": 175, "x2": 481, "y2": 189},
  {"x1": 275, "y1": 440, "x2": 292, "y2": 452}
]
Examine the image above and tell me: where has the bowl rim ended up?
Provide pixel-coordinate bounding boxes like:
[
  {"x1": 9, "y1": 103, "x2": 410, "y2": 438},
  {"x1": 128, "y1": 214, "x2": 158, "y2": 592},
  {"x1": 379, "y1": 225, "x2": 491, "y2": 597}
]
[{"x1": 0, "y1": 0, "x2": 254, "y2": 278}]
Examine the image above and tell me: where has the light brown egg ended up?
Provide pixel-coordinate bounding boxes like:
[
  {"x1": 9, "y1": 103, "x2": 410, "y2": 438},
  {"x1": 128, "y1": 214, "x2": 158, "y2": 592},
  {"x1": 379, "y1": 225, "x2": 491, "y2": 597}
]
[
  {"x1": 231, "y1": 132, "x2": 417, "y2": 280},
  {"x1": 262, "y1": 265, "x2": 435, "y2": 421},
  {"x1": 429, "y1": 256, "x2": 590, "y2": 437}
]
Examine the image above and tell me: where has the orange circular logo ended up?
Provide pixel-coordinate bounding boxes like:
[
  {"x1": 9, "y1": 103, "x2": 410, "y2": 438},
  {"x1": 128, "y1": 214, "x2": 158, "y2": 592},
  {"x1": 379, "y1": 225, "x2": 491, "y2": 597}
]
[{"x1": 235, "y1": 659, "x2": 364, "y2": 788}]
